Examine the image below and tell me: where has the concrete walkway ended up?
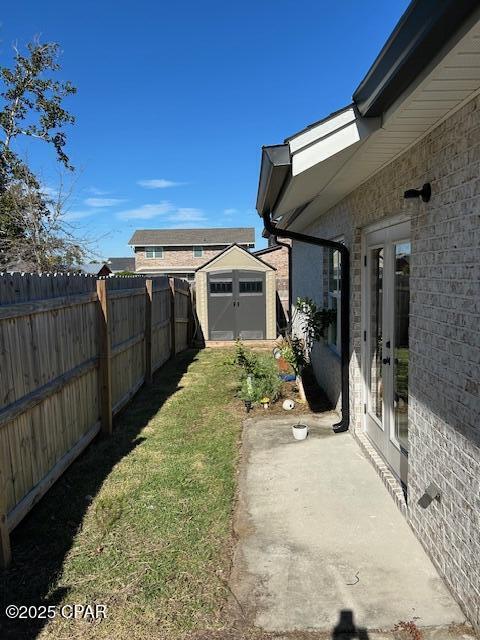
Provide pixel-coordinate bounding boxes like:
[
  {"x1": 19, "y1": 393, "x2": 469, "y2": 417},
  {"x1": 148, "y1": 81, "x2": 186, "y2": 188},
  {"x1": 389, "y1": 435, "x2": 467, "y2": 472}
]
[{"x1": 230, "y1": 413, "x2": 472, "y2": 636}]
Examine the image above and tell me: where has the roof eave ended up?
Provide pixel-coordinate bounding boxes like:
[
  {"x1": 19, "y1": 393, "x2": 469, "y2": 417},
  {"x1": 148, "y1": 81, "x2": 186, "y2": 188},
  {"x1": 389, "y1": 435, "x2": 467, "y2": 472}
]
[
  {"x1": 255, "y1": 145, "x2": 291, "y2": 217},
  {"x1": 353, "y1": 0, "x2": 480, "y2": 116}
]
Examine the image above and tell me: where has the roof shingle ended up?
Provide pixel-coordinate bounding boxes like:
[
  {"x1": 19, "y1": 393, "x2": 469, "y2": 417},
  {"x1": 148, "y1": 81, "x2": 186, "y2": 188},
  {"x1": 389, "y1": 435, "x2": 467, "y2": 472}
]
[
  {"x1": 128, "y1": 227, "x2": 255, "y2": 246},
  {"x1": 107, "y1": 257, "x2": 136, "y2": 271}
]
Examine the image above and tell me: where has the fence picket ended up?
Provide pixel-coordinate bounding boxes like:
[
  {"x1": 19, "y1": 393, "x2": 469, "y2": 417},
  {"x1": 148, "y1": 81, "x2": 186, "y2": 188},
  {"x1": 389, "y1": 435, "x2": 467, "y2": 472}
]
[{"x1": 0, "y1": 273, "x2": 193, "y2": 566}]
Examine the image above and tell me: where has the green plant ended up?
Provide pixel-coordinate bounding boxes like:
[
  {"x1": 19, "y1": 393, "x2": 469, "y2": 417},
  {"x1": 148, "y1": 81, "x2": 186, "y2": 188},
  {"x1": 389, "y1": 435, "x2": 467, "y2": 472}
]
[
  {"x1": 296, "y1": 297, "x2": 336, "y2": 346},
  {"x1": 233, "y1": 338, "x2": 258, "y2": 375},
  {"x1": 236, "y1": 347, "x2": 282, "y2": 404},
  {"x1": 280, "y1": 336, "x2": 307, "y2": 375}
]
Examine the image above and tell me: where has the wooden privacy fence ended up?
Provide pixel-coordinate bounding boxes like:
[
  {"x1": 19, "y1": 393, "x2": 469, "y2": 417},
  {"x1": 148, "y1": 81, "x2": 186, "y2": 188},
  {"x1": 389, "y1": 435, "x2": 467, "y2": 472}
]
[{"x1": 0, "y1": 273, "x2": 194, "y2": 566}]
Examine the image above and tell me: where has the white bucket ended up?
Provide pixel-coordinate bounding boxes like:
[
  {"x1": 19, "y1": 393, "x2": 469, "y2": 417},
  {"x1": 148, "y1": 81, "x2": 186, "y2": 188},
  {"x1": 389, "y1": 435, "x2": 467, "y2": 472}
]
[{"x1": 292, "y1": 424, "x2": 308, "y2": 440}]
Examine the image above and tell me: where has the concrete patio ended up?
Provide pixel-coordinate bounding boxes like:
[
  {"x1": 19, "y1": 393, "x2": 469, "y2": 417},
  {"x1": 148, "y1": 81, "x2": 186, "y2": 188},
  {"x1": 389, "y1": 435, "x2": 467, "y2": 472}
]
[{"x1": 230, "y1": 413, "x2": 473, "y2": 637}]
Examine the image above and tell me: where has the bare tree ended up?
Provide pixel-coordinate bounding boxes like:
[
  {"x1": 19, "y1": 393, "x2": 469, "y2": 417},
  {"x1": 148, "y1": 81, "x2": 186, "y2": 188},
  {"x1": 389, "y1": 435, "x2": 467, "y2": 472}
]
[{"x1": 0, "y1": 167, "x2": 98, "y2": 271}]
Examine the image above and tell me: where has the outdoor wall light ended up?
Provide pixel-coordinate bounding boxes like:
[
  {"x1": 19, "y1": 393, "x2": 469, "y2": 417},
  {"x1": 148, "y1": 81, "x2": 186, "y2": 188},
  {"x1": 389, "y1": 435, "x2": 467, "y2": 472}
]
[
  {"x1": 418, "y1": 482, "x2": 441, "y2": 509},
  {"x1": 404, "y1": 182, "x2": 431, "y2": 202}
]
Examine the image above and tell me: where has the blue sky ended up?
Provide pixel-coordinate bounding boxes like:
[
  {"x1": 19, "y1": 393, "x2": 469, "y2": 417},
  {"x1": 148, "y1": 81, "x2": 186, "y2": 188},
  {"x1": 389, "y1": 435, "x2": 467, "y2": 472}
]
[{"x1": 1, "y1": 0, "x2": 409, "y2": 256}]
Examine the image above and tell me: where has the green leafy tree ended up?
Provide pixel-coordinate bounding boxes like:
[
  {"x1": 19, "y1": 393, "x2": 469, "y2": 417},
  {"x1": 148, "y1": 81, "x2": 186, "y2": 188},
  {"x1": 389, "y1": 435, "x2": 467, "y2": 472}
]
[
  {"x1": 0, "y1": 40, "x2": 91, "y2": 270},
  {"x1": 0, "y1": 40, "x2": 76, "y2": 188}
]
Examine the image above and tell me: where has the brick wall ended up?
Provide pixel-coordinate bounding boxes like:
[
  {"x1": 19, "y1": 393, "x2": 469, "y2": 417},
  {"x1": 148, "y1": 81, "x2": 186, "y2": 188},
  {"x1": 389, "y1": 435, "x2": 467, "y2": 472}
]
[
  {"x1": 292, "y1": 94, "x2": 480, "y2": 628},
  {"x1": 256, "y1": 243, "x2": 290, "y2": 326},
  {"x1": 134, "y1": 245, "x2": 251, "y2": 272}
]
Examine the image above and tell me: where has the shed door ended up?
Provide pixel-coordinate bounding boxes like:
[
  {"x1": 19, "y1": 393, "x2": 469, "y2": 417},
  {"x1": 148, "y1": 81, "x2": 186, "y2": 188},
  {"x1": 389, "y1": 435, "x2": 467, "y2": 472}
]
[
  {"x1": 236, "y1": 270, "x2": 266, "y2": 340},
  {"x1": 207, "y1": 270, "x2": 266, "y2": 340},
  {"x1": 208, "y1": 271, "x2": 235, "y2": 340}
]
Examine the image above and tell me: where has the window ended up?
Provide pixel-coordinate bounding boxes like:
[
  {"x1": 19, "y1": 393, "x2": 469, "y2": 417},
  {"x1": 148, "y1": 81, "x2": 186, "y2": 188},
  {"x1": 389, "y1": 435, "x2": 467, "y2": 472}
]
[
  {"x1": 145, "y1": 246, "x2": 163, "y2": 259},
  {"x1": 193, "y1": 246, "x2": 203, "y2": 258},
  {"x1": 239, "y1": 280, "x2": 263, "y2": 294},
  {"x1": 210, "y1": 280, "x2": 232, "y2": 295},
  {"x1": 327, "y1": 247, "x2": 341, "y2": 352}
]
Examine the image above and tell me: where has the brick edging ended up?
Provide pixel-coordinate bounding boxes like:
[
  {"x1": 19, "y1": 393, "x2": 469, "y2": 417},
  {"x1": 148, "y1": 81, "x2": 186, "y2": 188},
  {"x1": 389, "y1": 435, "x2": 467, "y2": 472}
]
[{"x1": 354, "y1": 430, "x2": 408, "y2": 517}]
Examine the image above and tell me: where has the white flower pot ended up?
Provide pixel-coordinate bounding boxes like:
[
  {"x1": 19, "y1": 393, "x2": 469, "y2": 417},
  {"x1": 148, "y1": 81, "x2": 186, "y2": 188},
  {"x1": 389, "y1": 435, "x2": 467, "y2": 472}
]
[{"x1": 292, "y1": 424, "x2": 308, "y2": 440}]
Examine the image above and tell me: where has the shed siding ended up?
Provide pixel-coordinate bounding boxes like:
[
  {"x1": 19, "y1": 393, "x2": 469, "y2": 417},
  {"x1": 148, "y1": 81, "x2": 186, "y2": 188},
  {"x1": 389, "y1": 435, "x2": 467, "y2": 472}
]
[{"x1": 195, "y1": 246, "x2": 276, "y2": 341}]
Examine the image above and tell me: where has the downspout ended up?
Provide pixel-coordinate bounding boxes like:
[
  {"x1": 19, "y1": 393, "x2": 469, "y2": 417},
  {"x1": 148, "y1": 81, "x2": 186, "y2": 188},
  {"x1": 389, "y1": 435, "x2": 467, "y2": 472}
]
[
  {"x1": 273, "y1": 235, "x2": 292, "y2": 332},
  {"x1": 263, "y1": 212, "x2": 350, "y2": 434}
]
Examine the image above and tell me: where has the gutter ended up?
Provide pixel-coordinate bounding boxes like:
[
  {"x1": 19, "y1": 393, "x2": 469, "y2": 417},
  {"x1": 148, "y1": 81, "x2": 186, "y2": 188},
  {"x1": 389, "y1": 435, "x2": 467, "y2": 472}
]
[
  {"x1": 272, "y1": 236, "x2": 292, "y2": 332},
  {"x1": 257, "y1": 145, "x2": 350, "y2": 433},
  {"x1": 262, "y1": 212, "x2": 350, "y2": 433}
]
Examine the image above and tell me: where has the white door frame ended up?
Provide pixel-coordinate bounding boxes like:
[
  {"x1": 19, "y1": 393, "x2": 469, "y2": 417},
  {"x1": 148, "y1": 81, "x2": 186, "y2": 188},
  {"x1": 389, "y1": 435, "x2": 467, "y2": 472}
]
[{"x1": 361, "y1": 215, "x2": 411, "y2": 485}]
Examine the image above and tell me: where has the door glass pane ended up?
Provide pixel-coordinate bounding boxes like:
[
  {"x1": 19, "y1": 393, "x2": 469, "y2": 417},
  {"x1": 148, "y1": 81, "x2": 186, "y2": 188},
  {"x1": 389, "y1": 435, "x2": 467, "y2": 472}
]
[
  {"x1": 369, "y1": 248, "x2": 383, "y2": 421},
  {"x1": 394, "y1": 242, "x2": 410, "y2": 450},
  {"x1": 210, "y1": 280, "x2": 232, "y2": 295},
  {"x1": 239, "y1": 280, "x2": 263, "y2": 294}
]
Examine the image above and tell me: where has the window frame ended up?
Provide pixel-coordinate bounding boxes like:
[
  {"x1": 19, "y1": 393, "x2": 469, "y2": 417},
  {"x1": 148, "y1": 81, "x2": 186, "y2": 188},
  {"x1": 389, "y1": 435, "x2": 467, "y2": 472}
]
[
  {"x1": 193, "y1": 246, "x2": 204, "y2": 258},
  {"x1": 326, "y1": 237, "x2": 343, "y2": 355},
  {"x1": 145, "y1": 246, "x2": 164, "y2": 259}
]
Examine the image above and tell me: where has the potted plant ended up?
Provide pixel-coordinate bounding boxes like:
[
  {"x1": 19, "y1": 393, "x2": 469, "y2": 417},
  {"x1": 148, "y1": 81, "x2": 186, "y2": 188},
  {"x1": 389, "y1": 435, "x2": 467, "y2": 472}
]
[{"x1": 292, "y1": 422, "x2": 309, "y2": 441}]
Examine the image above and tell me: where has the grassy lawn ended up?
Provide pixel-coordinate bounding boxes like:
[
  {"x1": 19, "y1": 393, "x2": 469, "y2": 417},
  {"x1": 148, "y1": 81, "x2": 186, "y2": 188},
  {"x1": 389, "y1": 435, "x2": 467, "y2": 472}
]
[{"x1": 2, "y1": 348, "x2": 244, "y2": 640}]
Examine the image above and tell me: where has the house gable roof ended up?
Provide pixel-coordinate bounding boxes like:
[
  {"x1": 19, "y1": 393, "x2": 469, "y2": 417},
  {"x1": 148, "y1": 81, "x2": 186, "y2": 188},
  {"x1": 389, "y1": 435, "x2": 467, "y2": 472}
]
[
  {"x1": 77, "y1": 262, "x2": 112, "y2": 275},
  {"x1": 128, "y1": 227, "x2": 255, "y2": 246}
]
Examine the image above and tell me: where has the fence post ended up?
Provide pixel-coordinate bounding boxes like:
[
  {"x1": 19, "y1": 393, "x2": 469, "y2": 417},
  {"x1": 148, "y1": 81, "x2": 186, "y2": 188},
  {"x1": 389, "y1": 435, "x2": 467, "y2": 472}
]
[
  {"x1": 96, "y1": 279, "x2": 112, "y2": 435},
  {"x1": 169, "y1": 278, "x2": 176, "y2": 358},
  {"x1": 145, "y1": 279, "x2": 153, "y2": 383},
  {"x1": 0, "y1": 506, "x2": 11, "y2": 568}
]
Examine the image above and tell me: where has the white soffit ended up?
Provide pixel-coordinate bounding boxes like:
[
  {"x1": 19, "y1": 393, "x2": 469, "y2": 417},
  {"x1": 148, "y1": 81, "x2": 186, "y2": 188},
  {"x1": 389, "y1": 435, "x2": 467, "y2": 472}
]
[{"x1": 278, "y1": 13, "x2": 480, "y2": 231}]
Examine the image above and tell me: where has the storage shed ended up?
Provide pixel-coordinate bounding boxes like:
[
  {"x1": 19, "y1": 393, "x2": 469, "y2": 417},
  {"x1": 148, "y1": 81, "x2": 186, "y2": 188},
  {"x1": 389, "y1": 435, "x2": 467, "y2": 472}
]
[{"x1": 195, "y1": 244, "x2": 276, "y2": 341}]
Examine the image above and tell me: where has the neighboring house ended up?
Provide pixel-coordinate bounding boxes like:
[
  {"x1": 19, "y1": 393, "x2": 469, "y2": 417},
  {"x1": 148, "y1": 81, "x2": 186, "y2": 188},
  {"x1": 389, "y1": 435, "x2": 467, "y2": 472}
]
[
  {"x1": 128, "y1": 227, "x2": 255, "y2": 281},
  {"x1": 256, "y1": 0, "x2": 480, "y2": 631},
  {"x1": 254, "y1": 236, "x2": 291, "y2": 329},
  {"x1": 107, "y1": 257, "x2": 136, "y2": 273},
  {"x1": 77, "y1": 262, "x2": 112, "y2": 277}
]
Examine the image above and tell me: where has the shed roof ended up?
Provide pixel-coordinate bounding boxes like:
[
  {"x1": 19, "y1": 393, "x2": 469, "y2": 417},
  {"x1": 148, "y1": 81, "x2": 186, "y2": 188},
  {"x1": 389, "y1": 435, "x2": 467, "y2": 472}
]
[{"x1": 195, "y1": 243, "x2": 275, "y2": 272}]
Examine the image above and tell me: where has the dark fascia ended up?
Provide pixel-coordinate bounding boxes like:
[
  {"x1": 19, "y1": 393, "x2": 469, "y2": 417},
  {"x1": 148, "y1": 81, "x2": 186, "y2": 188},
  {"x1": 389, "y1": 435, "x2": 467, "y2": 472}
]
[
  {"x1": 256, "y1": 144, "x2": 291, "y2": 217},
  {"x1": 256, "y1": 0, "x2": 480, "y2": 221},
  {"x1": 353, "y1": 0, "x2": 480, "y2": 117}
]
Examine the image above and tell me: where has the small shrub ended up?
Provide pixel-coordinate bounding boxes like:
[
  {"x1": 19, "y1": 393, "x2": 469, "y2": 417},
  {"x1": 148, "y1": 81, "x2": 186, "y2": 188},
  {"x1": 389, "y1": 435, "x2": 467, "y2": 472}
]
[
  {"x1": 233, "y1": 341, "x2": 282, "y2": 404},
  {"x1": 233, "y1": 338, "x2": 258, "y2": 375}
]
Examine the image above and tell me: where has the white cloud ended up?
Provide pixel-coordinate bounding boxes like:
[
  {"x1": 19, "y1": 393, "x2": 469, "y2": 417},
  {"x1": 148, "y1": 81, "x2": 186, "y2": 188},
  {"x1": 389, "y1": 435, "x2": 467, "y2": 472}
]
[
  {"x1": 223, "y1": 208, "x2": 238, "y2": 216},
  {"x1": 137, "y1": 179, "x2": 185, "y2": 189},
  {"x1": 169, "y1": 208, "x2": 206, "y2": 222},
  {"x1": 86, "y1": 186, "x2": 110, "y2": 195},
  {"x1": 63, "y1": 209, "x2": 98, "y2": 221},
  {"x1": 117, "y1": 202, "x2": 174, "y2": 220},
  {"x1": 84, "y1": 197, "x2": 125, "y2": 207}
]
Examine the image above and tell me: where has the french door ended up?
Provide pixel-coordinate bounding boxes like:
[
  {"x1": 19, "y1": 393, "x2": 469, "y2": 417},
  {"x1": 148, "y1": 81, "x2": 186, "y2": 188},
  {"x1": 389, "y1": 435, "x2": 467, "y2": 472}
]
[{"x1": 364, "y1": 221, "x2": 410, "y2": 486}]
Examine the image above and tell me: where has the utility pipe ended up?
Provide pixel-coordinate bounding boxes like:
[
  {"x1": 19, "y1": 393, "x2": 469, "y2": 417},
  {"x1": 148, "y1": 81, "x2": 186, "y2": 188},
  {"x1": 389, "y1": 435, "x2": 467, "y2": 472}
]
[
  {"x1": 273, "y1": 235, "x2": 292, "y2": 333},
  {"x1": 263, "y1": 212, "x2": 349, "y2": 433}
]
